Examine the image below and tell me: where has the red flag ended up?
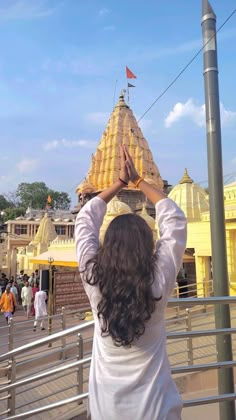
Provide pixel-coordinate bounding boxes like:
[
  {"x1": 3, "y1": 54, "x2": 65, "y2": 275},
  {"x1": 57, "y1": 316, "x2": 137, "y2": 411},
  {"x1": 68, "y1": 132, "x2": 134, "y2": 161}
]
[{"x1": 126, "y1": 66, "x2": 136, "y2": 79}]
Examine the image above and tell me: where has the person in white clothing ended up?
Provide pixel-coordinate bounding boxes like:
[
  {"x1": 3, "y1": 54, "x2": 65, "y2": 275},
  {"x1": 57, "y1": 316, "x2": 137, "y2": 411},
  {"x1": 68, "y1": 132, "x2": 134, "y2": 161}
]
[
  {"x1": 21, "y1": 281, "x2": 33, "y2": 319},
  {"x1": 75, "y1": 146, "x2": 187, "y2": 420},
  {"x1": 33, "y1": 290, "x2": 47, "y2": 331}
]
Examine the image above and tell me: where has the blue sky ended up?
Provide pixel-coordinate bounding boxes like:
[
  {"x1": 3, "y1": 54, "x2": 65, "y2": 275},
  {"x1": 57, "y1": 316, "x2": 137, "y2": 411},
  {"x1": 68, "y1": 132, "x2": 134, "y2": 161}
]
[{"x1": 0, "y1": 0, "x2": 236, "y2": 206}]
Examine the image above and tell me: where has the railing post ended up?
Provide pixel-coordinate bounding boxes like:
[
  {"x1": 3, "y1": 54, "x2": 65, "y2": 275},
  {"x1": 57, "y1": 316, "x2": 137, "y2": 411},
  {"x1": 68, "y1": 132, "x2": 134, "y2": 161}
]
[
  {"x1": 7, "y1": 356, "x2": 16, "y2": 416},
  {"x1": 48, "y1": 258, "x2": 54, "y2": 348},
  {"x1": 77, "y1": 333, "x2": 84, "y2": 405},
  {"x1": 8, "y1": 317, "x2": 14, "y2": 352},
  {"x1": 7, "y1": 318, "x2": 15, "y2": 416},
  {"x1": 60, "y1": 307, "x2": 67, "y2": 360},
  {"x1": 186, "y1": 308, "x2": 194, "y2": 365},
  {"x1": 175, "y1": 282, "x2": 180, "y2": 318}
]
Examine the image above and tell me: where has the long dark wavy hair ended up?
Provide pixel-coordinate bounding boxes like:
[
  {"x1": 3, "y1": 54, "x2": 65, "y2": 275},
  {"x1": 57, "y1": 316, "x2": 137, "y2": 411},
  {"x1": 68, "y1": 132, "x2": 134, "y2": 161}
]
[{"x1": 84, "y1": 213, "x2": 161, "y2": 347}]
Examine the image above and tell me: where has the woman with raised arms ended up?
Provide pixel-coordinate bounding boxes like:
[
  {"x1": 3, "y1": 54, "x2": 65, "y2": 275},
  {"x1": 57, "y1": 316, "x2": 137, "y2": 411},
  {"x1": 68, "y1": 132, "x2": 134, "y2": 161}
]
[{"x1": 75, "y1": 145, "x2": 187, "y2": 420}]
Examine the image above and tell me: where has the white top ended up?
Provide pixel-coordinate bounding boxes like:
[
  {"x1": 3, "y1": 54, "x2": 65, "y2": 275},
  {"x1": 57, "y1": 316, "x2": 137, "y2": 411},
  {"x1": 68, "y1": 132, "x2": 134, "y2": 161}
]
[
  {"x1": 21, "y1": 286, "x2": 33, "y2": 306},
  {"x1": 75, "y1": 196, "x2": 187, "y2": 420},
  {"x1": 34, "y1": 291, "x2": 47, "y2": 318}
]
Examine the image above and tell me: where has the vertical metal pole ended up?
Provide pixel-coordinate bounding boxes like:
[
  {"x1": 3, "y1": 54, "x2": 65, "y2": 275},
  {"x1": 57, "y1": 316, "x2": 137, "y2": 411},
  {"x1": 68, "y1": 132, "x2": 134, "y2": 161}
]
[
  {"x1": 186, "y1": 309, "x2": 193, "y2": 365},
  {"x1": 7, "y1": 356, "x2": 16, "y2": 416},
  {"x1": 175, "y1": 282, "x2": 180, "y2": 318},
  {"x1": 77, "y1": 333, "x2": 84, "y2": 405},
  {"x1": 7, "y1": 318, "x2": 14, "y2": 415},
  {"x1": 60, "y1": 307, "x2": 67, "y2": 360},
  {"x1": 201, "y1": 2, "x2": 235, "y2": 418},
  {"x1": 8, "y1": 318, "x2": 14, "y2": 352},
  {"x1": 48, "y1": 258, "x2": 54, "y2": 348}
]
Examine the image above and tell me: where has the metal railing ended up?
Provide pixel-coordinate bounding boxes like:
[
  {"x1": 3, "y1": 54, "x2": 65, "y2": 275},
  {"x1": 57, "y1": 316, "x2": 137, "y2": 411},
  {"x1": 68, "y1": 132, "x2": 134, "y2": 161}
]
[
  {"x1": 1, "y1": 297, "x2": 236, "y2": 419},
  {"x1": 0, "y1": 305, "x2": 91, "y2": 355}
]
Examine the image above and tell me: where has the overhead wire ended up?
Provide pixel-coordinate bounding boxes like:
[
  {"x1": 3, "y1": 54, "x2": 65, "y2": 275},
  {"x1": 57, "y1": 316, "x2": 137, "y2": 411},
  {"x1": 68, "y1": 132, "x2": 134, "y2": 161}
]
[
  {"x1": 137, "y1": 7, "x2": 236, "y2": 123},
  {"x1": 65, "y1": 8, "x2": 236, "y2": 197},
  {"x1": 196, "y1": 171, "x2": 236, "y2": 186}
]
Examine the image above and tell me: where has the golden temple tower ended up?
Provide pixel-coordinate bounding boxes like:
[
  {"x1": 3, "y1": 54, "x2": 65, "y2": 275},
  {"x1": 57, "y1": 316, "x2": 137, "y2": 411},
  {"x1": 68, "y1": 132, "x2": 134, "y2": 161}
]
[{"x1": 76, "y1": 92, "x2": 163, "y2": 212}]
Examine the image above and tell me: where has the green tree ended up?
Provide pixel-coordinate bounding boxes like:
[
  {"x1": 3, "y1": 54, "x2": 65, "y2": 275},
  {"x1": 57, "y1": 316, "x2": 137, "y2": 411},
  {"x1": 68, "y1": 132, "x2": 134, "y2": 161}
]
[
  {"x1": 2, "y1": 207, "x2": 26, "y2": 222},
  {"x1": 48, "y1": 190, "x2": 71, "y2": 210},
  {"x1": 16, "y1": 182, "x2": 71, "y2": 210},
  {"x1": 0, "y1": 195, "x2": 12, "y2": 211}
]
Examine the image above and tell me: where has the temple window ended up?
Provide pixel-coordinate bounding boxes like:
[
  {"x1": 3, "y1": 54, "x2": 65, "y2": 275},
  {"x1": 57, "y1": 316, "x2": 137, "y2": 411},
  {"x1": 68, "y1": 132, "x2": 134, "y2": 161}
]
[
  {"x1": 15, "y1": 225, "x2": 27, "y2": 235},
  {"x1": 55, "y1": 225, "x2": 66, "y2": 235}
]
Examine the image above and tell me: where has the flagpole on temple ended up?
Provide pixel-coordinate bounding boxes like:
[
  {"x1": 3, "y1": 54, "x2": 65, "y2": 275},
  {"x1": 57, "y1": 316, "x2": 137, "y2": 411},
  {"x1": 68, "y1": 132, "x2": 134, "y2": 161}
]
[
  {"x1": 126, "y1": 66, "x2": 137, "y2": 106},
  {"x1": 113, "y1": 79, "x2": 118, "y2": 108},
  {"x1": 127, "y1": 82, "x2": 130, "y2": 105}
]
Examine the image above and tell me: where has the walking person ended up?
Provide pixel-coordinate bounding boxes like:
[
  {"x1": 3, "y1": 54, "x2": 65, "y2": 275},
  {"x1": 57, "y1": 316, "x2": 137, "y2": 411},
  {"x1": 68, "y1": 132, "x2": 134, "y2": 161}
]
[
  {"x1": 29, "y1": 272, "x2": 35, "y2": 287},
  {"x1": 33, "y1": 290, "x2": 47, "y2": 331},
  {"x1": 17, "y1": 277, "x2": 24, "y2": 305},
  {"x1": 0, "y1": 284, "x2": 16, "y2": 324},
  {"x1": 31, "y1": 282, "x2": 39, "y2": 316},
  {"x1": 75, "y1": 145, "x2": 187, "y2": 420},
  {"x1": 21, "y1": 281, "x2": 33, "y2": 319},
  {"x1": 10, "y1": 281, "x2": 18, "y2": 315}
]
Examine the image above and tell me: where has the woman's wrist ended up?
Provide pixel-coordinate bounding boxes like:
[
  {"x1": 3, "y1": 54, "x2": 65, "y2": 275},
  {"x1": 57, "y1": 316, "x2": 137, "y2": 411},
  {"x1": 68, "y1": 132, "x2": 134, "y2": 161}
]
[
  {"x1": 133, "y1": 176, "x2": 144, "y2": 188},
  {"x1": 118, "y1": 177, "x2": 128, "y2": 187}
]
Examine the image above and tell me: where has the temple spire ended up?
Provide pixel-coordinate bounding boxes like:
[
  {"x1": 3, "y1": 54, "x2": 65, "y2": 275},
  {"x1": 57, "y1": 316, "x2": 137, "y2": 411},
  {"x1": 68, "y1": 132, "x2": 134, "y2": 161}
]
[{"x1": 78, "y1": 94, "x2": 163, "y2": 192}]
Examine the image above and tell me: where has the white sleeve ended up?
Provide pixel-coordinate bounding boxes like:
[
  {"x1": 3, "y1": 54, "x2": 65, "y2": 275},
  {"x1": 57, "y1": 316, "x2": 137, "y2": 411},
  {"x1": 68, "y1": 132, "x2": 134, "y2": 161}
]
[
  {"x1": 34, "y1": 293, "x2": 38, "y2": 309},
  {"x1": 75, "y1": 196, "x2": 107, "y2": 272},
  {"x1": 155, "y1": 198, "x2": 187, "y2": 297}
]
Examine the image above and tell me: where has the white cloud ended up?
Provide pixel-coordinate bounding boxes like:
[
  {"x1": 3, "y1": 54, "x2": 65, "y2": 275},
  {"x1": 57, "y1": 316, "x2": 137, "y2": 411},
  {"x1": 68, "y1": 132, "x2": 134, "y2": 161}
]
[
  {"x1": 43, "y1": 139, "x2": 96, "y2": 151},
  {"x1": 165, "y1": 99, "x2": 236, "y2": 128},
  {"x1": 85, "y1": 112, "x2": 110, "y2": 126},
  {"x1": 61, "y1": 139, "x2": 95, "y2": 148},
  {"x1": 0, "y1": 0, "x2": 57, "y2": 20},
  {"x1": 17, "y1": 158, "x2": 39, "y2": 173},
  {"x1": 221, "y1": 105, "x2": 236, "y2": 126},
  {"x1": 43, "y1": 140, "x2": 59, "y2": 151},
  {"x1": 98, "y1": 7, "x2": 109, "y2": 17}
]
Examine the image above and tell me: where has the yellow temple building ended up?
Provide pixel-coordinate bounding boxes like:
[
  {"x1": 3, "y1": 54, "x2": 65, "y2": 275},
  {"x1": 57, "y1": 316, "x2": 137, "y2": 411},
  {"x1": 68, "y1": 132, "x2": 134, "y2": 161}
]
[
  {"x1": 169, "y1": 171, "x2": 236, "y2": 296},
  {"x1": 17, "y1": 213, "x2": 58, "y2": 273},
  {"x1": 2, "y1": 91, "x2": 236, "y2": 300}
]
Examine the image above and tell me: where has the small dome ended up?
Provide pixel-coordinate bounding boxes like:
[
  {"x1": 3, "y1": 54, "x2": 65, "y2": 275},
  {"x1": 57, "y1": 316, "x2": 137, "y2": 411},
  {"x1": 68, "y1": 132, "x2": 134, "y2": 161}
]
[
  {"x1": 168, "y1": 169, "x2": 209, "y2": 222},
  {"x1": 76, "y1": 179, "x2": 95, "y2": 195},
  {"x1": 99, "y1": 196, "x2": 132, "y2": 242},
  {"x1": 139, "y1": 204, "x2": 155, "y2": 230},
  {"x1": 139, "y1": 204, "x2": 157, "y2": 240},
  {"x1": 106, "y1": 196, "x2": 132, "y2": 216}
]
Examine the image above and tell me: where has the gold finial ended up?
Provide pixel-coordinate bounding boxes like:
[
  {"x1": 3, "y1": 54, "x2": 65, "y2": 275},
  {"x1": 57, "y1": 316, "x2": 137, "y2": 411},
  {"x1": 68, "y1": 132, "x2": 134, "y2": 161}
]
[
  {"x1": 179, "y1": 168, "x2": 194, "y2": 184},
  {"x1": 116, "y1": 90, "x2": 129, "y2": 109}
]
